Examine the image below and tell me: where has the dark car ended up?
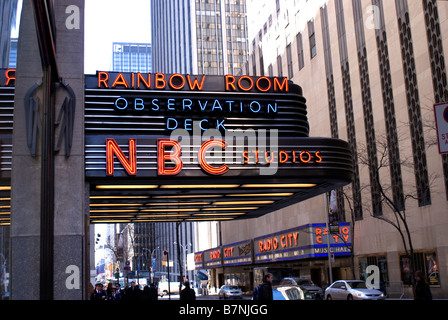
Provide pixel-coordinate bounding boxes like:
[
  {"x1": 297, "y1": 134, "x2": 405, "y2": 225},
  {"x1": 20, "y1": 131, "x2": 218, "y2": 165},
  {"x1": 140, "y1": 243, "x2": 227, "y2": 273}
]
[{"x1": 280, "y1": 277, "x2": 323, "y2": 300}]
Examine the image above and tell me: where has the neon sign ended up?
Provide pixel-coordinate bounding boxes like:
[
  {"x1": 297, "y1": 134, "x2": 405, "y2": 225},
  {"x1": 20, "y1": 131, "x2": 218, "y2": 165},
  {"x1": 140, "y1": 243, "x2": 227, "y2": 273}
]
[
  {"x1": 0, "y1": 68, "x2": 16, "y2": 86},
  {"x1": 105, "y1": 138, "x2": 324, "y2": 177},
  {"x1": 90, "y1": 72, "x2": 290, "y2": 132},
  {"x1": 96, "y1": 71, "x2": 288, "y2": 93},
  {"x1": 106, "y1": 138, "x2": 137, "y2": 176}
]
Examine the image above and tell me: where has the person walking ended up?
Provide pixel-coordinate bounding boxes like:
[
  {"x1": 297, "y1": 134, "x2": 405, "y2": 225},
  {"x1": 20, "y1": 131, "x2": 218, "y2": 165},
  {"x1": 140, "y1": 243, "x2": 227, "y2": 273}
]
[
  {"x1": 180, "y1": 281, "x2": 196, "y2": 301},
  {"x1": 90, "y1": 283, "x2": 107, "y2": 300},
  {"x1": 143, "y1": 283, "x2": 159, "y2": 300},
  {"x1": 414, "y1": 271, "x2": 432, "y2": 300},
  {"x1": 258, "y1": 273, "x2": 273, "y2": 301},
  {"x1": 125, "y1": 281, "x2": 142, "y2": 300},
  {"x1": 114, "y1": 283, "x2": 125, "y2": 300}
]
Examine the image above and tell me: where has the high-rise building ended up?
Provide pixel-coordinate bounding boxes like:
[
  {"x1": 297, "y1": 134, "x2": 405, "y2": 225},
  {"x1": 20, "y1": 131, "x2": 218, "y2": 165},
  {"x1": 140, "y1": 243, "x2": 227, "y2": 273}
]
[
  {"x1": 112, "y1": 42, "x2": 152, "y2": 73},
  {"x1": 0, "y1": 0, "x2": 19, "y2": 68},
  {"x1": 150, "y1": 0, "x2": 250, "y2": 283},
  {"x1": 151, "y1": 0, "x2": 249, "y2": 75},
  {"x1": 212, "y1": 0, "x2": 448, "y2": 298}
]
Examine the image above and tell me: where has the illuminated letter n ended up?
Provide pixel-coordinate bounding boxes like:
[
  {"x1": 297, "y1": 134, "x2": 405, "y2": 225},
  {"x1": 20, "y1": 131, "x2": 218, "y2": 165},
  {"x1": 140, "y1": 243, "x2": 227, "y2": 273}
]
[{"x1": 106, "y1": 138, "x2": 137, "y2": 176}]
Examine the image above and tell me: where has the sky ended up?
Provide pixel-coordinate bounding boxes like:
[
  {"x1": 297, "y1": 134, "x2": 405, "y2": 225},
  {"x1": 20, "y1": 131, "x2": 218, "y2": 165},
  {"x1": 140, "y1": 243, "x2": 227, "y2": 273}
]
[{"x1": 84, "y1": 0, "x2": 151, "y2": 74}]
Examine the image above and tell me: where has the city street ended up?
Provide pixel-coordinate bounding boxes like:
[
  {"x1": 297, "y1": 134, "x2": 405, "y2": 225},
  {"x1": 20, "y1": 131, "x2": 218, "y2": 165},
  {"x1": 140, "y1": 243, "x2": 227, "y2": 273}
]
[{"x1": 159, "y1": 293, "x2": 251, "y2": 300}]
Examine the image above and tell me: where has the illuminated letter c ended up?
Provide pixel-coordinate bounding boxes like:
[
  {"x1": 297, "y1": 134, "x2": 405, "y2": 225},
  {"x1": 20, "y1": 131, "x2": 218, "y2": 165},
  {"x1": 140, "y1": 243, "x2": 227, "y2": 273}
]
[{"x1": 198, "y1": 139, "x2": 229, "y2": 175}]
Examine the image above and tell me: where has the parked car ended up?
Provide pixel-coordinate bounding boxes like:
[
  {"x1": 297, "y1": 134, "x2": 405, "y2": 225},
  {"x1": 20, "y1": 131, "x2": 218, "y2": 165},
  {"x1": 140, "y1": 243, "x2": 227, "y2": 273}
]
[
  {"x1": 273, "y1": 285, "x2": 313, "y2": 300},
  {"x1": 218, "y1": 285, "x2": 243, "y2": 299},
  {"x1": 158, "y1": 281, "x2": 184, "y2": 296},
  {"x1": 324, "y1": 280, "x2": 385, "y2": 300},
  {"x1": 280, "y1": 277, "x2": 323, "y2": 299}
]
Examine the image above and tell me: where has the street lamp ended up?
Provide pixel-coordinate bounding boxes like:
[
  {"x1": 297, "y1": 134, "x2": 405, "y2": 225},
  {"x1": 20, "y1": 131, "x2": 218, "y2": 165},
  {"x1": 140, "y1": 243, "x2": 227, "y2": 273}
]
[
  {"x1": 174, "y1": 242, "x2": 192, "y2": 280},
  {"x1": 143, "y1": 247, "x2": 159, "y2": 284}
]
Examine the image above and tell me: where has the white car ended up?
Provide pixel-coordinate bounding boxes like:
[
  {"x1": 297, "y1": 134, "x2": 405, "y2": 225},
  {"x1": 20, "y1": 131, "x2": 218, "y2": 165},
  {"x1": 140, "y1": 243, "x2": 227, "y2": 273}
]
[
  {"x1": 325, "y1": 280, "x2": 385, "y2": 300},
  {"x1": 218, "y1": 285, "x2": 243, "y2": 299}
]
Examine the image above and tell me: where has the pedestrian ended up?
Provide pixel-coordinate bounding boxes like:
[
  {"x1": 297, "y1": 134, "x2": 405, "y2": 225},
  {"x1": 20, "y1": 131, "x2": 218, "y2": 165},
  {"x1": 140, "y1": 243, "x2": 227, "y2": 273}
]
[
  {"x1": 125, "y1": 281, "x2": 142, "y2": 300},
  {"x1": 114, "y1": 283, "x2": 125, "y2": 300},
  {"x1": 106, "y1": 282, "x2": 113, "y2": 298},
  {"x1": 258, "y1": 273, "x2": 273, "y2": 301},
  {"x1": 180, "y1": 281, "x2": 196, "y2": 300},
  {"x1": 414, "y1": 270, "x2": 432, "y2": 300},
  {"x1": 143, "y1": 283, "x2": 158, "y2": 300},
  {"x1": 148, "y1": 283, "x2": 158, "y2": 300},
  {"x1": 90, "y1": 282, "x2": 107, "y2": 301}
]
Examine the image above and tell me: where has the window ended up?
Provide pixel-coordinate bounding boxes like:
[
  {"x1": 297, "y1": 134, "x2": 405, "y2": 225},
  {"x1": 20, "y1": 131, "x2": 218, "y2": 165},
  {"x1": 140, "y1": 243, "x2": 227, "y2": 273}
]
[
  {"x1": 359, "y1": 256, "x2": 389, "y2": 285},
  {"x1": 277, "y1": 55, "x2": 283, "y2": 77},
  {"x1": 399, "y1": 251, "x2": 440, "y2": 286},
  {"x1": 308, "y1": 20, "x2": 316, "y2": 58},
  {"x1": 309, "y1": 33, "x2": 316, "y2": 58},
  {"x1": 286, "y1": 44, "x2": 293, "y2": 78},
  {"x1": 259, "y1": 47, "x2": 264, "y2": 76},
  {"x1": 297, "y1": 33, "x2": 304, "y2": 70}
]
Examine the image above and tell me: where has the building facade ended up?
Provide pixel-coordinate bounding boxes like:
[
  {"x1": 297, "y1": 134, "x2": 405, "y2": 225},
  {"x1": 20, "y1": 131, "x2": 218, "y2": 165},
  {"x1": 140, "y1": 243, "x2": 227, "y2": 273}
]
[
  {"x1": 112, "y1": 42, "x2": 152, "y2": 73},
  {"x1": 151, "y1": 0, "x2": 249, "y2": 75},
  {"x1": 150, "y1": 0, "x2": 250, "y2": 284},
  {"x1": 207, "y1": 0, "x2": 448, "y2": 298}
]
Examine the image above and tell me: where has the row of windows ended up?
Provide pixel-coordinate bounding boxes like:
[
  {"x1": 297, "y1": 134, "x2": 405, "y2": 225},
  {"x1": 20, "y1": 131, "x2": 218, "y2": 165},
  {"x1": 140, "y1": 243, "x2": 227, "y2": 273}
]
[{"x1": 359, "y1": 250, "x2": 440, "y2": 287}]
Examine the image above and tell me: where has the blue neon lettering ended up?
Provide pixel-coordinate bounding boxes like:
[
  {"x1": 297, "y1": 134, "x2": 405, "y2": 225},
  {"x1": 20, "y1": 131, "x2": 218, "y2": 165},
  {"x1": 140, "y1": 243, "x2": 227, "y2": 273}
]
[
  {"x1": 250, "y1": 101, "x2": 261, "y2": 113},
  {"x1": 200, "y1": 119, "x2": 208, "y2": 131},
  {"x1": 198, "y1": 100, "x2": 208, "y2": 111},
  {"x1": 167, "y1": 99, "x2": 175, "y2": 110},
  {"x1": 183, "y1": 99, "x2": 192, "y2": 111},
  {"x1": 212, "y1": 99, "x2": 223, "y2": 111},
  {"x1": 134, "y1": 98, "x2": 144, "y2": 110},
  {"x1": 225, "y1": 101, "x2": 234, "y2": 112},
  {"x1": 216, "y1": 119, "x2": 226, "y2": 130},
  {"x1": 151, "y1": 99, "x2": 159, "y2": 111},
  {"x1": 115, "y1": 97, "x2": 128, "y2": 110},
  {"x1": 185, "y1": 118, "x2": 192, "y2": 131},
  {"x1": 167, "y1": 118, "x2": 178, "y2": 130},
  {"x1": 267, "y1": 103, "x2": 277, "y2": 113}
]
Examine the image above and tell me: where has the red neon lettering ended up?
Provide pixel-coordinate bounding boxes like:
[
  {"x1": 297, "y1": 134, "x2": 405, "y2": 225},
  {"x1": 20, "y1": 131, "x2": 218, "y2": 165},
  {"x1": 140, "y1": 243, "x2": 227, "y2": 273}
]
[
  {"x1": 243, "y1": 150, "x2": 249, "y2": 163},
  {"x1": 5, "y1": 69, "x2": 15, "y2": 86},
  {"x1": 316, "y1": 151, "x2": 322, "y2": 163},
  {"x1": 279, "y1": 151, "x2": 288, "y2": 163},
  {"x1": 137, "y1": 72, "x2": 151, "y2": 89},
  {"x1": 155, "y1": 73, "x2": 166, "y2": 89},
  {"x1": 225, "y1": 75, "x2": 236, "y2": 91},
  {"x1": 224, "y1": 247, "x2": 234, "y2": 258},
  {"x1": 256, "y1": 76, "x2": 271, "y2": 92},
  {"x1": 300, "y1": 151, "x2": 312, "y2": 163},
  {"x1": 265, "y1": 151, "x2": 274, "y2": 163},
  {"x1": 106, "y1": 138, "x2": 137, "y2": 176},
  {"x1": 157, "y1": 139, "x2": 183, "y2": 175},
  {"x1": 169, "y1": 73, "x2": 185, "y2": 90},
  {"x1": 112, "y1": 73, "x2": 129, "y2": 88},
  {"x1": 274, "y1": 77, "x2": 289, "y2": 92},
  {"x1": 187, "y1": 74, "x2": 206, "y2": 90},
  {"x1": 238, "y1": 75, "x2": 254, "y2": 91},
  {"x1": 198, "y1": 139, "x2": 229, "y2": 175},
  {"x1": 98, "y1": 71, "x2": 109, "y2": 88}
]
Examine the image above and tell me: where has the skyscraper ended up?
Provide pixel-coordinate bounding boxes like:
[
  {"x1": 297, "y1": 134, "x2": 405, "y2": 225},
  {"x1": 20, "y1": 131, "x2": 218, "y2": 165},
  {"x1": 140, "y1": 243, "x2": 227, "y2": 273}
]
[
  {"x1": 151, "y1": 0, "x2": 249, "y2": 75},
  {"x1": 112, "y1": 42, "x2": 152, "y2": 73},
  {"x1": 0, "y1": 0, "x2": 19, "y2": 68},
  {"x1": 150, "y1": 0, "x2": 250, "y2": 284}
]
